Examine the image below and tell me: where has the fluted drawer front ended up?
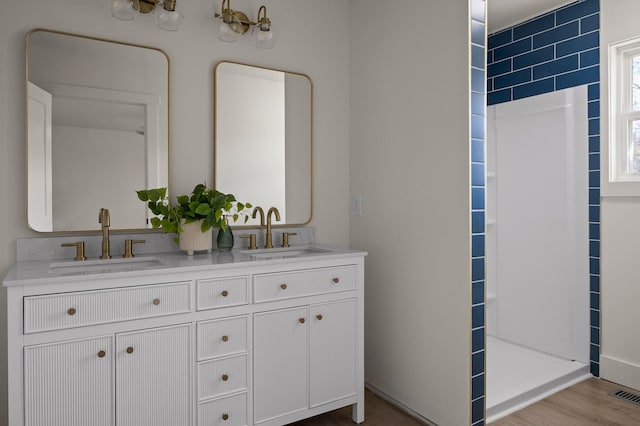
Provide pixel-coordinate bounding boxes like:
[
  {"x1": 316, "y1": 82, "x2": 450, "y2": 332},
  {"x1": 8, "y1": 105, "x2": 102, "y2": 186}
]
[
  {"x1": 24, "y1": 282, "x2": 191, "y2": 333},
  {"x1": 253, "y1": 265, "x2": 357, "y2": 303},
  {"x1": 197, "y1": 276, "x2": 249, "y2": 310},
  {"x1": 197, "y1": 316, "x2": 248, "y2": 361},
  {"x1": 198, "y1": 392, "x2": 247, "y2": 426},
  {"x1": 198, "y1": 354, "x2": 247, "y2": 400}
]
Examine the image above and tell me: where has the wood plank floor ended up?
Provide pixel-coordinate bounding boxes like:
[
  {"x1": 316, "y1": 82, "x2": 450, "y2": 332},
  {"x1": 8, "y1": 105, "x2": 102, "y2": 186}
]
[
  {"x1": 493, "y1": 378, "x2": 640, "y2": 425},
  {"x1": 290, "y1": 378, "x2": 640, "y2": 425},
  {"x1": 290, "y1": 388, "x2": 425, "y2": 426}
]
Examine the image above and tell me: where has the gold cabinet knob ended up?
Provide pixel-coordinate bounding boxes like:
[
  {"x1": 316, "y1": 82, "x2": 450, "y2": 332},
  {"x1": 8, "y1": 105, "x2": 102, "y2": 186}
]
[
  {"x1": 98, "y1": 350, "x2": 106, "y2": 358},
  {"x1": 67, "y1": 308, "x2": 77, "y2": 316},
  {"x1": 222, "y1": 335, "x2": 229, "y2": 342},
  {"x1": 280, "y1": 283, "x2": 287, "y2": 290},
  {"x1": 221, "y1": 290, "x2": 229, "y2": 297},
  {"x1": 332, "y1": 277, "x2": 340, "y2": 284},
  {"x1": 299, "y1": 318, "x2": 305, "y2": 324},
  {"x1": 222, "y1": 413, "x2": 229, "y2": 421},
  {"x1": 126, "y1": 347, "x2": 134, "y2": 354},
  {"x1": 222, "y1": 374, "x2": 229, "y2": 381},
  {"x1": 316, "y1": 314, "x2": 323, "y2": 320},
  {"x1": 153, "y1": 298, "x2": 160, "y2": 305}
]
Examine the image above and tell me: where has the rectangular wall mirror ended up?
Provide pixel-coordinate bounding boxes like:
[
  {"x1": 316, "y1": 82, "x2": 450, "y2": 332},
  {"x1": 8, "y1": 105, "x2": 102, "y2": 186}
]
[
  {"x1": 214, "y1": 61, "x2": 312, "y2": 227},
  {"x1": 26, "y1": 29, "x2": 170, "y2": 232}
]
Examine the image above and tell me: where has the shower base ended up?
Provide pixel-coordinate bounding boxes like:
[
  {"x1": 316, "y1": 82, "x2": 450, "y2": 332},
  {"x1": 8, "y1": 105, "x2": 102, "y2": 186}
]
[{"x1": 486, "y1": 335, "x2": 590, "y2": 423}]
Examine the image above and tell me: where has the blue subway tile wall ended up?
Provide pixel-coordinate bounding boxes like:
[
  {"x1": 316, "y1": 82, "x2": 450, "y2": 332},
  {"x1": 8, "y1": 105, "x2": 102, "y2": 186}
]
[
  {"x1": 487, "y1": 0, "x2": 599, "y2": 106},
  {"x1": 470, "y1": 1, "x2": 486, "y2": 424},
  {"x1": 486, "y1": 0, "x2": 601, "y2": 381}
]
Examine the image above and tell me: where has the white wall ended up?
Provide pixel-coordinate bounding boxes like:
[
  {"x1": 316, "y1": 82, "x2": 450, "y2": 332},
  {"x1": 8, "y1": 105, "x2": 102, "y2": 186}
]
[
  {"x1": 600, "y1": 0, "x2": 640, "y2": 390},
  {"x1": 0, "y1": 0, "x2": 350, "y2": 423},
  {"x1": 349, "y1": 1, "x2": 471, "y2": 425}
]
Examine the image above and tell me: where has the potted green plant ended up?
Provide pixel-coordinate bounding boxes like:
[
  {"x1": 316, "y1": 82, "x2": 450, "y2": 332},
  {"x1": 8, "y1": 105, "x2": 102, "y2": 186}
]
[{"x1": 136, "y1": 184, "x2": 252, "y2": 255}]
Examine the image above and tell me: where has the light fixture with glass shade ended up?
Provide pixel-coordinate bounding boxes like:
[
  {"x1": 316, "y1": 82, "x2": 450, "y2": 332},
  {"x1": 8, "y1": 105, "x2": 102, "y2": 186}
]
[
  {"x1": 111, "y1": 0, "x2": 140, "y2": 21},
  {"x1": 111, "y1": 0, "x2": 183, "y2": 31},
  {"x1": 214, "y1": 0, "x2": 275, "y2": 48},
  {"x1": 252, "y1": 6, "x2": 275, "y2": 49}
]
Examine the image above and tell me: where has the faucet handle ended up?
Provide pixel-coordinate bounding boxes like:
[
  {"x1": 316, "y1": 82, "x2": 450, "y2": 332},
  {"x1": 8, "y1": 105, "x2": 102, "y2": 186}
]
[
  {"x1": 240, "y1": 234, "x2": 257, "y2": 250},
  {"x1": 281, "y1": 232, "x2": 297, "y2": 248},
  {"x1": 61, "y1": 242, "x2": 87, "y2": 261},
  {"x1": 123, "y1": 239, "x2": 145, "y2": 258}
]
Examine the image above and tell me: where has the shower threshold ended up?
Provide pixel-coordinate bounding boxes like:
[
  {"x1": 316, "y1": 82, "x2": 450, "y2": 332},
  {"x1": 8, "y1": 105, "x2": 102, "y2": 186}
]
[{"x1": 486, "y1": 336, "x2": 590, "y2": 423}]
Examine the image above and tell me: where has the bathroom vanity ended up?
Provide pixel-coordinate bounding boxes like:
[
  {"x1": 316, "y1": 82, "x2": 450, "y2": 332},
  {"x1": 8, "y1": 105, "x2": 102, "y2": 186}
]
[{"x1": 4, "y1": 244, "x2": 365, "y2": 426}]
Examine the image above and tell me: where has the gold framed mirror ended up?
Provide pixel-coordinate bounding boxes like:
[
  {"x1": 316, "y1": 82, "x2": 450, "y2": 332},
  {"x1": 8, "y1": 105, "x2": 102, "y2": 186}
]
[
  {"x1": 26, "y1": 29, "x2": 170, "y2": 233},
  {"x1": 214, "y1": 61, "x2": 313, "y2": 227}
]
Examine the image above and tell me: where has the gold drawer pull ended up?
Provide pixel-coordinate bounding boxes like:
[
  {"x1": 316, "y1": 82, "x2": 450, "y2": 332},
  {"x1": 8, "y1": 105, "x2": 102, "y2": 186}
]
[
  {"x1": 126, "y1": 347, "x2": 134, "y2": 354},
  {"x1": 280, "y1": 283, "x2": 287, "y2": 290},
  {"x1": 222, "y1": 335, "x2": 229, "y2": 342},
  {"x1": 153, "y1": 298, "x2": 160, "y2": 305},
  {"x1": 298, "y1": 317, "x2": 305, "y2": 324},
  {"x1": 221, "y1": 290, "x2": 229, "y2": 297},
  {"x1": 98, "y1": 350, "x2": 106, "y2": 358},
  {"x1": 222, "y1": 374, "x2": 229, "y2": 381},
  {"x1": 67, "y1": 308, "x2": 76, "y2": 316},
  {"x1": 316, "y1": 314, "x2": 323, "y2": 320},
  {"x1": 222, "y1": 413, "x2": 229, "y2": 421},
  {"x1": 332, "y1": 277, "x2": 340, "y2": 284}
]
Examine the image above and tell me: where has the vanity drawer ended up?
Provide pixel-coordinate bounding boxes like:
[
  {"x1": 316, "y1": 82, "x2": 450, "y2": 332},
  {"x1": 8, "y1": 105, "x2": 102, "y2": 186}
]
[
  {"x1": 197, "y1": 316, "x2": 248, "y2": 360},
  {"x1": 197, "y1": 276, "x2": 249, "y2": 310},
  {"x1": 23, "y1": 282, "x2": 191, "y2": 333},
  {"x1": 198, "y1": 354, "x2": 248, "y2": 400},
  {"x1": 198, "y1": 392, "x2": 247, "y2": 426},
  {"x1": 253, "y1": 265, "x2": 357, "y2": 303}
]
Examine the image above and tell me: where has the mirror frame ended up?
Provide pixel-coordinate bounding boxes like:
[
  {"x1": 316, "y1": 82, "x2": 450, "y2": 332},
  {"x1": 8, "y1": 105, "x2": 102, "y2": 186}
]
[
  {"x1": 25, "y1": 28, "x2": 171, "y2": 234},
  {"x1": 213, "y1": 60, "x2": 313, "y2": 228}
]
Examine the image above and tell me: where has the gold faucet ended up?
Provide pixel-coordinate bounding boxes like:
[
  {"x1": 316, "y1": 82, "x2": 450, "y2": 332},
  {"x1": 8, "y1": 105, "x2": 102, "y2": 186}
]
[
  {"x1": 252, "y1": 206, "x2": 265, "y2": 227},
  {"x1": 265, "y1": 207, "x2": 280, "y2": 249},
  {"x1": 99, "y1": 208, "x2": 111, "y2": 259}
]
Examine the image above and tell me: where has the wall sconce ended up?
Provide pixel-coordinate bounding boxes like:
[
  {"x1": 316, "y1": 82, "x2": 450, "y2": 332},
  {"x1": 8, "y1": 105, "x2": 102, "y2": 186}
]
[
  {"x1": 214, "y1": 0, "x2": 275, "y2": 48},
  {"x1": 111, "y1": 0, "x2": 184, "y2": 31}
]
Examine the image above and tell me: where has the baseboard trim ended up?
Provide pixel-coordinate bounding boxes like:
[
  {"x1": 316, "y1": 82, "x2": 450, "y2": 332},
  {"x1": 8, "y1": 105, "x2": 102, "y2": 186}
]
[
  {"x1": 601, "y1": 354, "x2": 640, "y2": 391},
  {"x1": 364, "y1": 381, "x2": 438, "y2": 426}
]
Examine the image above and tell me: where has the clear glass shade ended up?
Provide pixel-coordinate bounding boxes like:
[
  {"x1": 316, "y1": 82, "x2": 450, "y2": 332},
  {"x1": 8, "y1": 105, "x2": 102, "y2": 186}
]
[
  {"x1": 217, "y1": 17, "x2": 239, "y2": 42},
  {"x1": 252, "y1": 23, "x2": 275, "y2": 49},
  {"x1": 111, "y1": 0, "x2": 139, "y2": 21},
  {"x1": 155, "y1": 5, "x2": 183, "y2": 31}
]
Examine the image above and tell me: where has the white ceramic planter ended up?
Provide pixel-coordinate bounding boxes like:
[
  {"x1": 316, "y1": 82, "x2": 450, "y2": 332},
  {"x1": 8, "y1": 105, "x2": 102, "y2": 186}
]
[{"x1": 179, "y1": 219, "x2": 212, "y2": 255}]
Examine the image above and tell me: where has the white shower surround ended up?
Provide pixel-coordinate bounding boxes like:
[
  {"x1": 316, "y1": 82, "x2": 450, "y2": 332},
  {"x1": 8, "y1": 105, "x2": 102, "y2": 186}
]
[{"x1": 485, "y1": 86, "x2": 591, "y2": 418}]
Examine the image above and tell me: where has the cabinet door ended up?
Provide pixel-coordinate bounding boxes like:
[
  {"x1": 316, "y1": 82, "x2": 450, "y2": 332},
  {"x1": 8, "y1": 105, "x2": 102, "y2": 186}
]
[
  {"x1": 309, "y1": 299, "x2": 357, "y2": 407},
  {"x1": 253, "y1": 307, "x2": 308, "y2": 423},
  {"x1": 116, "y1": 324, "x2": 191, "y2": 426},
  {"x1": 24, "y1": 336, "x2": 114, "y2": 426}
]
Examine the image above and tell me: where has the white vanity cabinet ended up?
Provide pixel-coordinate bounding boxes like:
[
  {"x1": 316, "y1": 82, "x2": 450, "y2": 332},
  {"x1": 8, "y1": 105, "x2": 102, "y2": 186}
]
[
  {"x1": 5, "y1": 248, "x2": 365, "y2": 426},
  {"x1": 24, "y1": 335, "x2": 114, "y2": 426},
  {"x1": 23, "y1": 324, "x2": 192, "y2": 426},
  {"x1": 253, "y1": 299, "x2": 357, "y2": 424}
]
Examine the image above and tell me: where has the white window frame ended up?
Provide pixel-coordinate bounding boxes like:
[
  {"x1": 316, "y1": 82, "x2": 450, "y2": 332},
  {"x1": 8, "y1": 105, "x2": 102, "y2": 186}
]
[{"x1": 609, "y1": 38, "x2": 640, "y2": 182}]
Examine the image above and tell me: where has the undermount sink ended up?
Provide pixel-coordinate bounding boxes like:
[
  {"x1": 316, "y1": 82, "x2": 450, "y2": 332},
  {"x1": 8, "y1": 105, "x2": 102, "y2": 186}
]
[
  {"x1": 49, "y1": 256, "x2": 164, "y2": 275},
  {"x1": 241, "y1": 246, "x2": 330, "y2": 260}
]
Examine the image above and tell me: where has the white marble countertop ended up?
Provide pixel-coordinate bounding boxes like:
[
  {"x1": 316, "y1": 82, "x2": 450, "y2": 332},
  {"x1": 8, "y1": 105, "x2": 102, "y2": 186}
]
[{"x1": 4, "y1": 244, "x2": 367, "y2": 286}]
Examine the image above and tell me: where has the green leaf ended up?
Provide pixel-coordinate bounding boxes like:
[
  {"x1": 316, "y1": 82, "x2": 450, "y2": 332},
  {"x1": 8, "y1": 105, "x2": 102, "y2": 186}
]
[
  {"x1": 200, "y1": 220, "x2": 212, "y2": 233},
  {"x1": 176, "y1": 195, "x2": 189, "y2": 205},
  {"x1": 136, "y1": 190, "x2": 149, "y2": 202},
  {"x1": 194, "y1": 203, "x2": 211, "y2": 216}
]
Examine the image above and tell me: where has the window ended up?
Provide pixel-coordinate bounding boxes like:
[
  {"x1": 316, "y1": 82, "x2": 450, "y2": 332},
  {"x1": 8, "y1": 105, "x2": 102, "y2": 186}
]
[{"x1": 610, "y1": 39, "x2": 640, "y2": 181}]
